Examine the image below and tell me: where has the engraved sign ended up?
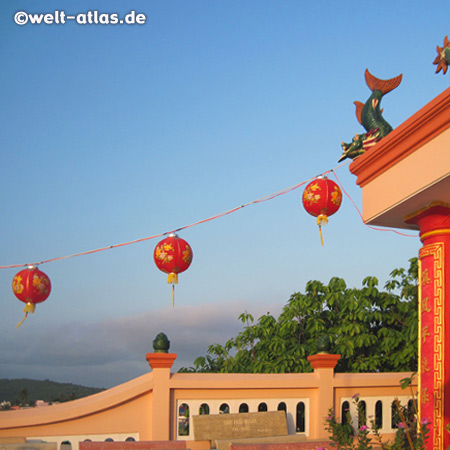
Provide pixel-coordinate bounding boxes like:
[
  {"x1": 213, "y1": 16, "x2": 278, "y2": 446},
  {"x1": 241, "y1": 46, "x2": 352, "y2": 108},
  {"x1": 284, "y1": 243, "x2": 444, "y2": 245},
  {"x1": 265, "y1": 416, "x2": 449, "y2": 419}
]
[{"x1": 193, "y1": 411, "x2": 287, "y2": 441}]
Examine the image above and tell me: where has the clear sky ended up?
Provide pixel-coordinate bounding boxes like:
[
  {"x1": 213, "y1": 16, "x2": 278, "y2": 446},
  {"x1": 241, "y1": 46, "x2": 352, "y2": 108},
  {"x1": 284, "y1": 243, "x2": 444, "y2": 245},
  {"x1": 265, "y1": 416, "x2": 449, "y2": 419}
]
[{"x1": 0, "y1": 0, "x2": 448, "y2": 388}]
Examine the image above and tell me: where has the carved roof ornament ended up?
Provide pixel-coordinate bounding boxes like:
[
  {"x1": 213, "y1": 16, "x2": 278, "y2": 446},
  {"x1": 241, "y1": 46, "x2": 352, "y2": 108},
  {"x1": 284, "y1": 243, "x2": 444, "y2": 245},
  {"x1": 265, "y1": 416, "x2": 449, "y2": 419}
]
[
  {"x1": 433, "y1": 36, "x2": 450, "y2": 74},
  {"x1": 152, "y1": 332, "x2": 170, "y2": 353},
  {"x1": 338, "y1": 69, "x2": 402, "y2": 162}
]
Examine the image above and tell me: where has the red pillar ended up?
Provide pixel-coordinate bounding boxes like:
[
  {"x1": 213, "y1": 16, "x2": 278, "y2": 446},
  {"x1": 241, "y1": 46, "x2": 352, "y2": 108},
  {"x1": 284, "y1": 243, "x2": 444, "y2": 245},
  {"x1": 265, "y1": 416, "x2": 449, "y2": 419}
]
[{"x1": 406, "y1": 203, "x2": 450, "y2": 450}]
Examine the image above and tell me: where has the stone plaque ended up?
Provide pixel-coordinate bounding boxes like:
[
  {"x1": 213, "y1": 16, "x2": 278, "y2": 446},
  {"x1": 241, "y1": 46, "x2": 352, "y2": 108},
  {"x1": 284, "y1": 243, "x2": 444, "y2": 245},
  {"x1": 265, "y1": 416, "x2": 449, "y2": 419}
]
[{"x1": 193, "y1": 411, "x2": 287, "y2": 441}]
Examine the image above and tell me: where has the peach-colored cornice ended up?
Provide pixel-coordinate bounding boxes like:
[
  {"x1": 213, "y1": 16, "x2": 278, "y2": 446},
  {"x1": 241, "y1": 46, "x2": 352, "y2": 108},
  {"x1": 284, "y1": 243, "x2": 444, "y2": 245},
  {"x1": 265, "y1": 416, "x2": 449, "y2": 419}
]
[{"x1": 350, "y1": 87, "x2": 450, "y2": 187}]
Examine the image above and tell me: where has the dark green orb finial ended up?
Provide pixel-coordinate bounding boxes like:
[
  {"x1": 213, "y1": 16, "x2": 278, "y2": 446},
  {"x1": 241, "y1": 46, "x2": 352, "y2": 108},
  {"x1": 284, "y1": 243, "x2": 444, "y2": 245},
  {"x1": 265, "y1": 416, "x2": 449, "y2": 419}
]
[
  {"x1": 316, "y1": 335, "x2": 331, "y2": 354},
  {"x1": 153, "y1": 332, "x2": 170, "y2": 353}
]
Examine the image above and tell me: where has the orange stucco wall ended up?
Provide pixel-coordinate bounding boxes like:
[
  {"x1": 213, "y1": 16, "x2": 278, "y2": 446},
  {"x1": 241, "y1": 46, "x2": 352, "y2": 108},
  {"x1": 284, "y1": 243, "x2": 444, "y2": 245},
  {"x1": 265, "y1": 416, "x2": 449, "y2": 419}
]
[
  {"x1": 0, "y1": 356, "x2": 418, "y2": 447},
  {"x1": 0, "y1": 394, "x2": 152, "y2": 438},
  {"x1": 0, "y1": 372, "x2": 154, "y2": 440},
  {"x1": 168, "y1": 367, "x2": 415, "y2": 441}
]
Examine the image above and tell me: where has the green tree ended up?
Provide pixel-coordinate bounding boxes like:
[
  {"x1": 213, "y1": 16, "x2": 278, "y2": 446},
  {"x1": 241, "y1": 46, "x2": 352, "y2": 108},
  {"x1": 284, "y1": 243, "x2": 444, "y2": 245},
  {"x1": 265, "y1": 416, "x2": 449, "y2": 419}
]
[
  {"x1": 180, "y1": 258, "x2": 418, "y2": 374},
  {"x1": 18, "y1": 388, "x2": 28, "y2": 405}
]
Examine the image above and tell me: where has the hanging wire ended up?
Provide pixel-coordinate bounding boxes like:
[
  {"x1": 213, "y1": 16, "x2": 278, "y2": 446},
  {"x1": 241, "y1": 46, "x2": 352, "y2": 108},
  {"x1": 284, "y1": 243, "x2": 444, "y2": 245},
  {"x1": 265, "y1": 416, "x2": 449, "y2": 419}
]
[
  {"x1": 0, "y1": 175, "x2": 316, "y2": 269},
  {"x1": 0, "y1": 160, "x2": 416, "y2": 270},
  {"x1": 331, "y1": 170, "x2": 418, "y2": 238}
]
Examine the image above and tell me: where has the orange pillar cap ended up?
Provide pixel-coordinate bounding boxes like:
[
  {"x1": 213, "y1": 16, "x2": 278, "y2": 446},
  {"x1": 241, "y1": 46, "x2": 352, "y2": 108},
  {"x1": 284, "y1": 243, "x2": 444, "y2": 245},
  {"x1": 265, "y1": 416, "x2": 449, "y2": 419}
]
[
  {"x1": 146, "y1": 352, "x2": 177, "y2": 369},
  {"x1": 307, "y1": 353, "x2": 341, "y2": 369}
]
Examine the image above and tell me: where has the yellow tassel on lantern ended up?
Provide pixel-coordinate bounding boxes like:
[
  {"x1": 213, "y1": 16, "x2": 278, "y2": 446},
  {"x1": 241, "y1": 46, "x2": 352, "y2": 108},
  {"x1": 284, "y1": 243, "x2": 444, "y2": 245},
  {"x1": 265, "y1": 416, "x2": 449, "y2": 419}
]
[
  {"x1": 167, "y1": 272, "x2": 178, "y2": 284},
  {"x1": 23, "y1": 302, "x2": 36, "y2": 313},
  {"x1": 167, "y1": 272, "x2": 178, "y2": 307},
  {"x1": 16, "y1": 302, "x2": 35, "y2": 328},
  {"x1": 316, "y1": 214, "x2": 329, "y2": 247}
]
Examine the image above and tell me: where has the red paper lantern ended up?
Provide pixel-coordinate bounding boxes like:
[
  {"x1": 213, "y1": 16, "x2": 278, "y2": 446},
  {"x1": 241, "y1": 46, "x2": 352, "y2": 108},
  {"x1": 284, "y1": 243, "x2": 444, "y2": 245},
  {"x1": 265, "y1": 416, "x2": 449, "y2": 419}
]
[
  {"x1": 12, "y1": 265, "x2": 51, "y2": 327},
  {"x1": 154, "y1": 234, "x2": 193, "y2": 306},
  {"x1": 302, "y1": 177, "x2": 342, "y2": 245}
]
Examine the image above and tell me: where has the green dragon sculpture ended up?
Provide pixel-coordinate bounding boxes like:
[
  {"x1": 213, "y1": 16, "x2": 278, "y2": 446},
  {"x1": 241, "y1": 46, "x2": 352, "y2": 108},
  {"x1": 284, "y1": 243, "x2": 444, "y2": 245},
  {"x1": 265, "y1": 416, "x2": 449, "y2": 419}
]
[{"x1": 338, "y1": 69, "x2": 402, "y2": 162}]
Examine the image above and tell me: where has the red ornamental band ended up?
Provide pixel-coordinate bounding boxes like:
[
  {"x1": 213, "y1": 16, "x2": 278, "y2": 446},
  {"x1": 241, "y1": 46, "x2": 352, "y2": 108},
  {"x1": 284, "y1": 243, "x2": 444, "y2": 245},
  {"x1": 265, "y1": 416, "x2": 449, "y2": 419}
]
[
  {"x1": 419, "y1": 243, "x2": 445, "y2": 450},
  {"x1": 407, "y1": 203, "x2": 450, "y2": 450}
]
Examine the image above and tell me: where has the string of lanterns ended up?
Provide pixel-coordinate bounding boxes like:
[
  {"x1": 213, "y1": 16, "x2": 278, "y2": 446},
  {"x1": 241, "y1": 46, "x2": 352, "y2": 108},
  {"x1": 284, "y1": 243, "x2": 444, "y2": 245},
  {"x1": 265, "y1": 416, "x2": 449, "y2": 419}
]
[{"x1": 8, "y1": 167, "x2": 414, "y2": 327}]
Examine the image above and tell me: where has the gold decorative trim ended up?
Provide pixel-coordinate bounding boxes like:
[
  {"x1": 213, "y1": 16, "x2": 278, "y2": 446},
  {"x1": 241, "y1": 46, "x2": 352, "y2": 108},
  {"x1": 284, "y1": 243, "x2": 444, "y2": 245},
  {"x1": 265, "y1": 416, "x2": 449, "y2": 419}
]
[
  {"x1": 419, "y1": 243, "x2": 445, "y2": 449},
  {"x1": 405, "y1": 201, "x2": 450, "y2": 222},
  {"x1": 420, "y1": 229, "x2": 450, "y2": 242},
  {"x1": 418, "y1": 256, "x2": 422, "y2": 422}
]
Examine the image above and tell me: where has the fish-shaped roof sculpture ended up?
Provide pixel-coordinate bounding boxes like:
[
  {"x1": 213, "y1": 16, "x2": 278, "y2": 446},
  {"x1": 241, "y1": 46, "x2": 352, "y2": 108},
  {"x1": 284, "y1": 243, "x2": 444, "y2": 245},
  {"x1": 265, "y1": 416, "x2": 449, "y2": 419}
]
[{"x1": 338, "y1": 69, "x2": 402, "y2": 163}]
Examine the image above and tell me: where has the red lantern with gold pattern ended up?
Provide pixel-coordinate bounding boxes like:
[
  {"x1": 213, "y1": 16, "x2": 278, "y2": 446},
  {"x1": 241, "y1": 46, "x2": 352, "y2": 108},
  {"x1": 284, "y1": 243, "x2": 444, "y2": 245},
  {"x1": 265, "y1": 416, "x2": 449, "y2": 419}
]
[
  {"x1": 12, "y1": 265, "x2": 51, "y2": 327},
  {"x1": 154, "y1": 234, "x2": 193, "y2": 306},
  {"x1": 302, "y1": 176, "x2": 342, "y2": 246}
]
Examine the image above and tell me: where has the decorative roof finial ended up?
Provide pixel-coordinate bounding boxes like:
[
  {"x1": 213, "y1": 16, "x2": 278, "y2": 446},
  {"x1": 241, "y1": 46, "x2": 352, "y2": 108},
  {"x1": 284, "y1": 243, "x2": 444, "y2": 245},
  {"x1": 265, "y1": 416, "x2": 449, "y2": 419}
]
[
  {"x1": 152, "y1": 332, "x2": 170, "y2": 353},
  {"x1": 433, "y1": 36, "x2": 450, "y2": 75},
  {"x1": 338, "y1": 69, "x2": 402, "y2": 162}
]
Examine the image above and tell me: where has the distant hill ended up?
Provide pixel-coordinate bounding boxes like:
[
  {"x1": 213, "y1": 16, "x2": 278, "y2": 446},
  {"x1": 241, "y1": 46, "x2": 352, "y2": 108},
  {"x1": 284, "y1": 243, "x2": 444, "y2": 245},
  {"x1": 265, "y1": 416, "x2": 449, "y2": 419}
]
[{"x1": 0, "y1": 378, "x2": 105, "y2": 405}]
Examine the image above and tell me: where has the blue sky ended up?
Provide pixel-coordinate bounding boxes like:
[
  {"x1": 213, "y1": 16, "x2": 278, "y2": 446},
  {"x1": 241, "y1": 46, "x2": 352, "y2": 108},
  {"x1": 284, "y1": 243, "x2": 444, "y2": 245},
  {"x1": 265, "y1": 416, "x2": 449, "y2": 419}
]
[{"x1": 0, "y1": 0, "x2": 448, "y2": 388}]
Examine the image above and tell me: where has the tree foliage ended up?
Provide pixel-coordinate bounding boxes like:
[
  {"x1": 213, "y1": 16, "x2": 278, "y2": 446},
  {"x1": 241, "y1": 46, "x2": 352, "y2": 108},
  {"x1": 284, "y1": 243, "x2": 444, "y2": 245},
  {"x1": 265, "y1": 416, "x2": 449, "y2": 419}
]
[
  {"x1": 180, "y1": 258, "x2": 418, "y2": 374},
  {"x1": 0, "y1": 378, "x2": 105, "y2": 405}
]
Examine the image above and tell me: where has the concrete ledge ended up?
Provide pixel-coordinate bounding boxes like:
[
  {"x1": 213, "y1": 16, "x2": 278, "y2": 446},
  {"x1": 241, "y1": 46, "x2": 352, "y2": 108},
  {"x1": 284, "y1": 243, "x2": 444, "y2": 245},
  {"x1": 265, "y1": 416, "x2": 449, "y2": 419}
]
[
  {"x1": 0, "y1": 444, "x2": 56, "y2": 450},
  {"x1": 189, "y1": 443, "x2": 211, "y2": 450},
  {"x1": 216, "y1": 435, "x2": 307, "y2": 450},
  {"x1": 79, "y1": 442, "x2": 186, "y2": 450},
  {"x1": 230, "y1": 441, "x2": 331, "y2": 450}
]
